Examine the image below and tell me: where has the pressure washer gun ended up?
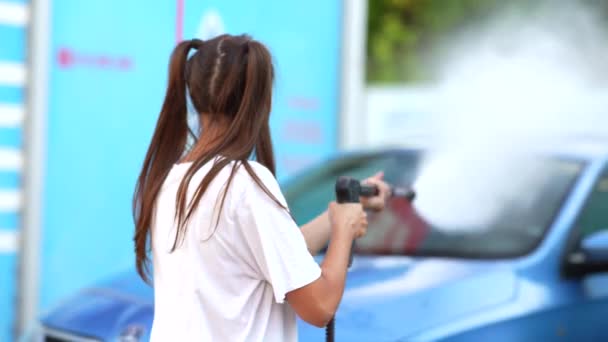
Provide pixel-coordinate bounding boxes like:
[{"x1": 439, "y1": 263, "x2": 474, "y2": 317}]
[
  {"x1": 335, "y1": 176, "x2": 416, "y2": 266},
  {"x1": 326, "y1": 176, "x2": 416, "y2": 342}
]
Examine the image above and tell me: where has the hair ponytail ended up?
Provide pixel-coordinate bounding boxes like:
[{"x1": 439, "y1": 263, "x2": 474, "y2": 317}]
[
  {"x1": 255, "y1": 123, "x2": 276, "y2": 175},
  {"x1": 134, "y1": 35, "x2": 284, "y2": 283},
  {"x1": 133, "y1": 40, "x2": 196, "y2": 282},
  {"x1": 244, "y1": 41, "x2": 276, "y2": 175}
]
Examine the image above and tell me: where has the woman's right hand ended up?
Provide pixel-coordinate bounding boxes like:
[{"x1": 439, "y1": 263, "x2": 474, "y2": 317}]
[
  {"x1": 328, "y1": 202, "x2": 368, "y2": 239},
  {"x1": 287, "y1": 202, "x2": 368, "y2": 328}
]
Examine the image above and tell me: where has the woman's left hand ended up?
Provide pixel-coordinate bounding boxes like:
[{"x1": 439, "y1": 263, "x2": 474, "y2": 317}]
[{"x1": 360, "y1": 171, "x2": 391, "y2": 212}]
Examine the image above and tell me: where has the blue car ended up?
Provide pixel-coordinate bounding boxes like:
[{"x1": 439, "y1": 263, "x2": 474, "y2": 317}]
[{"x1": 27, "y1": 146, "x2": 608, "y2": 341}]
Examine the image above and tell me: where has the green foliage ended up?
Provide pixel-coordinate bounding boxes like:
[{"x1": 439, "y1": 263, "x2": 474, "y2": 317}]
[{"x1": 365, "y1": 0, "x2": 562, "y2": 84}]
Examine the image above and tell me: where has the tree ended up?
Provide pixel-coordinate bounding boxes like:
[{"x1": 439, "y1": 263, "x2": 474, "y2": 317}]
[{"x1": 365, "y1": 0, "x2": 571, "y2": 84}]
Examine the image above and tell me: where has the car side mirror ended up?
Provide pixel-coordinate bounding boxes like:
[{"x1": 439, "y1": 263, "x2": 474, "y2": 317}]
[
  {"x1": 564, "y1": 230, "x2": 608, "y2": 278},
  {"x1": 581, "y1": 230, "x2": 608, "y2": 263}
]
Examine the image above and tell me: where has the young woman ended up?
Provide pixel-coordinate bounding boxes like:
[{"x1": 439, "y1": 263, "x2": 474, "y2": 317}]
[{"x1": 133, "y1": 34, "x2": 390, "y2": 342}]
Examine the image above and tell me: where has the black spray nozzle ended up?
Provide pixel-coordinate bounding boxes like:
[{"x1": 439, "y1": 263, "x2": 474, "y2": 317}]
[
  {"x1": 390, "y1": 186, "x2": 416, "y2": 201},
  {"x1": 360, "y1": 184, "x2": 416, "y2": 201},
  {"x1": 336, "y1": 176, "x2": 416, "y2": 202}
]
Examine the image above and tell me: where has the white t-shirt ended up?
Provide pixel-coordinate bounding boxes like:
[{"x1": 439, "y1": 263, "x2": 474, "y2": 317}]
[{"x1": 150, "y1": 158, "x2": 322, "y2": 342}]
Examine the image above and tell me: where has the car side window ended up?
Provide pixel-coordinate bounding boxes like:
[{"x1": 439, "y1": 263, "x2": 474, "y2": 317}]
[
  {"x1": 563, "y1": 166, "x2": 608, "y2": 277},
  {"x1": 577, "y1": 167, "x2": 608, "y2": 239}
]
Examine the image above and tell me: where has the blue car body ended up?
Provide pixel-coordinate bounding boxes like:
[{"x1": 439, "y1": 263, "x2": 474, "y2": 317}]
[{"x1": 38, "y1": 147, "x2": 608, "y2": 341}]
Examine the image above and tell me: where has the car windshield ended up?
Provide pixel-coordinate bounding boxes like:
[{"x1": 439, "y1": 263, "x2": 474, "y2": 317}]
[{"x1": 283, "y1": 150, "x2": 584, "y2": 258}]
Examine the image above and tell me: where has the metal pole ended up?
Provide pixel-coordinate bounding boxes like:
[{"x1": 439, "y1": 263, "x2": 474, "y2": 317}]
[
  {"x1": 339, "y1": 0, "x2": 368, "y2": 149},
  {"x1": 18, "y1": 0, "x2": 51, "y2": 334}
]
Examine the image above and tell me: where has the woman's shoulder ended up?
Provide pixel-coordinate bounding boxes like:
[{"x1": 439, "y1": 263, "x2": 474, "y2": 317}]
[
  {"x1": 243, "y1": 160, "x2": 275, "y2": 181},
  {"x1": 233, "y1": 160, "x2": 282, "y2": 198}
]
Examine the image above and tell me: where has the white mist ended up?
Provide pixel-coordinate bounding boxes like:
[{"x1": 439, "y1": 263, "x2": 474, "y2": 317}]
[{"x1": 411, "y1": 3, "x2": 608, "y2": 231}]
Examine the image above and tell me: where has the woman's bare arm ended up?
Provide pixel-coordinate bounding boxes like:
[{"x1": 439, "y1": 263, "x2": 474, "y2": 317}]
[
  {"x1": 287, "y1": 202, "x2": 366, "y2": 327},
  {"x1": 300, "y1": 211, "x2": 331, "y2": 255}
]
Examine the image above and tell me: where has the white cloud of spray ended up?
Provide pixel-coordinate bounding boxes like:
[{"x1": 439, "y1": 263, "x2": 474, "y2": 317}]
[{"x1": 412, "y1": 1, "x2": 608, "y2": 231}]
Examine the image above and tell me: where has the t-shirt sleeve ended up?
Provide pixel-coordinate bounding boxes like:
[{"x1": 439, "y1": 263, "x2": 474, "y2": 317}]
[{"x1": 235, "y1": 166, "x2": 322, "y2": 304}]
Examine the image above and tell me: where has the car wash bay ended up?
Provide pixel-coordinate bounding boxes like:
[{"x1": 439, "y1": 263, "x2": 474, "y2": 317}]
[{"x1": 2, "y1": 0, "x2": 341, "y2": 340}]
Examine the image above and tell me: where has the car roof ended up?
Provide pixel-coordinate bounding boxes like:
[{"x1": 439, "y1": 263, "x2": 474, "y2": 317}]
[
  {"x1": 283, "y1": 139, "x2": 607, "y2": 186},
  {"x1": 356, "y1": 138, "x2": 608, "y2": 162}
]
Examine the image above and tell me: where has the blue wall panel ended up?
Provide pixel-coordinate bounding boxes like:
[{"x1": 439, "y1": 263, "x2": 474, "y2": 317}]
[
  {"x1": 0, "y1": 0, "x2": 28, "y2": 339},
  {"x1": 0, "y1": 127, "x2": 21, "y2": 148},
  {"x1": 0, "y1": 86, "x2": 23, "y2": 104},
  {"x1": 0, "y1": 212, "x2": 18, "y2": 230},
  {"x1": 0, "y1": 171, "x2": 20, "y2": 189},
  {"x1": 40, "y1": 0, "x2": 176, "y2": 310},
  {"x1": 0, "y1": 26, "x2": 26, "y2": 61}
]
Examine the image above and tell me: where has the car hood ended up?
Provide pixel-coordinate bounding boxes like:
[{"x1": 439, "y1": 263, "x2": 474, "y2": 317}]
[
  {"x1": 42, "y1": 257, "x2": 516, "y2": 341},
  {"x1": 41, "y1": 271, "x2": 154, "y2": 341},
  {"x1": 298, "y1": 256, "x2": 517, "y2": 341}
]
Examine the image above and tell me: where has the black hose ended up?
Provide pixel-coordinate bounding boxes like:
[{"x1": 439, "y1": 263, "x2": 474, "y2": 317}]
[{"x1": 326, "y1": 318, "x2": 335, "y2": 342}]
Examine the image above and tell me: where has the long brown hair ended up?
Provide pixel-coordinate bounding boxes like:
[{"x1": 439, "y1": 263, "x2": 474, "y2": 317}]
[{"x1": 133, "y1": 34, "x2": 284, "y2": 282}]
